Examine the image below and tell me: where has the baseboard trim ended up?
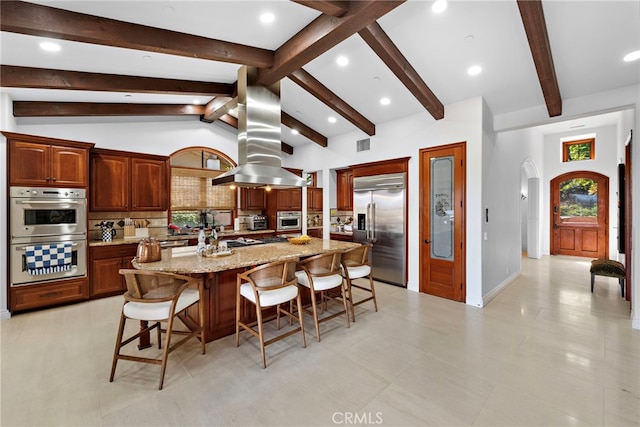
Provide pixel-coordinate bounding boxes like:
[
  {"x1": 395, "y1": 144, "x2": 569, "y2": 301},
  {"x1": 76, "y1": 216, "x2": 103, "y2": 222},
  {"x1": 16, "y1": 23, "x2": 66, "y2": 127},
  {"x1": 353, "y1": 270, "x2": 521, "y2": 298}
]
[
  {"x1": 0, "y1": 309, "x2": 11, "y2": 320},
  {"x1": 483, "y1": 270, "x2": 521, "y2": 307}
]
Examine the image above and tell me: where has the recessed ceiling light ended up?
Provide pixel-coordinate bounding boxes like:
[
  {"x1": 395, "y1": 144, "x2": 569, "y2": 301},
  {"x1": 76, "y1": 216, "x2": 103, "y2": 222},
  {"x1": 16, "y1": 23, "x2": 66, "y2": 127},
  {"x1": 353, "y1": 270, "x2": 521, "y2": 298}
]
[
  {"x1": 142, "y1": 55, "x2": 151, "y2": 60},
  {"x1": 380, "y1": 97, "x2": 391, "y2": 106},
  {"x1": 467, "y1": 65, "x2": 482, "y2": 76},
  {"x1": 623, "y1": 50, "x2": 640, "y2": 62},
  {"x1": 464, "y1": 35, "x2": 475, "y2": 43},
  {"x1": 291, "y1": 129, "x2": 299, "y2": 135},
  {"x1": 328, "y1": 116, "x2": 337, "y2": 123},
  {"x1": 260, "y1": 12, "x2": 275, "y2": 24},
  {"x1": 432, "y1": 0, "x2": 447, "y2": 13},
  {"x1": 336, "y1": 56, "x2": 349, "y2": 67},
  {"x1": 39, "y1": 41, "x2": 61, "y2": 52}
]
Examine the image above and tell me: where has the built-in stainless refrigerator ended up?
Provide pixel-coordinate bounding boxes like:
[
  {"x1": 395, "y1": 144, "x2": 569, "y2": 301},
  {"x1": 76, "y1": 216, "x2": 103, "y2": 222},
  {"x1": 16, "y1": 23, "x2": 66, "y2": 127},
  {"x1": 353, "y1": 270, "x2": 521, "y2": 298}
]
[{"x1": 353, "y1": 173, "x2": 406, "y2": 287}]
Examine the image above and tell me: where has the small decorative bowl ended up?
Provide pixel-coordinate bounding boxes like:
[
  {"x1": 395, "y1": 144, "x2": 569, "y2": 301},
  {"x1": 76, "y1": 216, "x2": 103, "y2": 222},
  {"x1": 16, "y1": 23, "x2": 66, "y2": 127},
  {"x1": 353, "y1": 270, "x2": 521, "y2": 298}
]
[{"x1": 288, "y1": 235, "x2": 311, "y2": 245}]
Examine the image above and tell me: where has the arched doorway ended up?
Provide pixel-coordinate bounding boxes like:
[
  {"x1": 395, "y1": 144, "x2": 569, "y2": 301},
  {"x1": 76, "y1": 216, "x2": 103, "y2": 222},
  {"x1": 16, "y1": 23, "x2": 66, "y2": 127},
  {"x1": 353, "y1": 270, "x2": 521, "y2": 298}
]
[
  {"x1": 521, "y1": 159, "x2": 541, "y2": 259},
  {"x1": 550, "y1": 171, "x2": 609, "y2": 258}
]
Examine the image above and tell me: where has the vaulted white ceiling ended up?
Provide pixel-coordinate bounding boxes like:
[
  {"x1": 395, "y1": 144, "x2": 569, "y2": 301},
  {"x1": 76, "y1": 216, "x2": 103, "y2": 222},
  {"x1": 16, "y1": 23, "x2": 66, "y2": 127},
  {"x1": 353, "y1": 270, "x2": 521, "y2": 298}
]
[{"x1": 2, "y1": 0, "x2": 639, "y2": 146}]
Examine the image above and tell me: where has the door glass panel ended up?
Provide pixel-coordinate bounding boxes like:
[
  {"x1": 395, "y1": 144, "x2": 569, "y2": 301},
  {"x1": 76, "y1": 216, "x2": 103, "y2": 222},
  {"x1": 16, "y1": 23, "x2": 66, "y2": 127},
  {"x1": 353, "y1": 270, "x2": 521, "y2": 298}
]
[
  {"x1": 431, "y1": 156, "x2": 454, "y2": 261},
  {"x1": 559, "y1": 178, "x2": 598, "y2": 223}
]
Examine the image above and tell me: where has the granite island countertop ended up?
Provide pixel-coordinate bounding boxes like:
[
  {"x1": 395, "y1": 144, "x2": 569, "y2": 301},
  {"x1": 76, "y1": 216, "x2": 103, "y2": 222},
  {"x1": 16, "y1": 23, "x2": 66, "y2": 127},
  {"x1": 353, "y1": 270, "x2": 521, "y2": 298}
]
[
  {"x1": 89, "y1": 229, "x2": 278, "y2": 247},
  {"x1": 132, "y1": 237, "x2": 360, "y2": 274}
]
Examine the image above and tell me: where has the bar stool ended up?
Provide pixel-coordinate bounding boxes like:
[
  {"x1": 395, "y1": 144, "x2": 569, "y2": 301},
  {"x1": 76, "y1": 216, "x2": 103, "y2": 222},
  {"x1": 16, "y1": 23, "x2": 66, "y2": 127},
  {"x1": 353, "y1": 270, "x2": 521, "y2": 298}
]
[
  {"x1": 341, "y1": 243, "x2": 377, "y2": 321},
  {"x1": 295, "y1": 251, "x2": 350, "y2": 341},
  {"x1": 236, "y1": 259, "x2": 306, "y2": 368},
  {"x1": 110, "y1": 269, "x2": 205, "y2": 390}
]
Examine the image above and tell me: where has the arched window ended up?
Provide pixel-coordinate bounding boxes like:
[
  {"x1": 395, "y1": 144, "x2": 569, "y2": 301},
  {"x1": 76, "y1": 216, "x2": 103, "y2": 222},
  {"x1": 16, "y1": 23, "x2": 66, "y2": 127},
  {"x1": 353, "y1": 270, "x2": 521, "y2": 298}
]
[{"x1": 169, "y1": 147, "x2": 236, "y2": 228}]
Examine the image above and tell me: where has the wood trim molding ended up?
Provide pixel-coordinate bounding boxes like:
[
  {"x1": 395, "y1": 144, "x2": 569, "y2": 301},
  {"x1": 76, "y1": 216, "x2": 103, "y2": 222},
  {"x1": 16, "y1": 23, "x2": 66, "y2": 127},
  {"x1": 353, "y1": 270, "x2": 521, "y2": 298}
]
[
  {"x1": 517, "y1": 0, "x2": 562, "y2": 117},
  {"x1": 1, "y1": 131, "x2": 95, "y2": 150},
  {"x1": 351, "y1": 156, "x2": 410, "y2": 177}
]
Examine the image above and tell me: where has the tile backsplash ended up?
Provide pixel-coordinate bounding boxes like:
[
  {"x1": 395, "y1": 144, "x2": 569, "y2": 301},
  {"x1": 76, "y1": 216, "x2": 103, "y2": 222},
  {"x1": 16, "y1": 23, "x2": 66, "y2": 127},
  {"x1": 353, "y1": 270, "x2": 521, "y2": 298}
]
[{"x1": 88, "y1": 211, "x2": 168, "y2": 241}]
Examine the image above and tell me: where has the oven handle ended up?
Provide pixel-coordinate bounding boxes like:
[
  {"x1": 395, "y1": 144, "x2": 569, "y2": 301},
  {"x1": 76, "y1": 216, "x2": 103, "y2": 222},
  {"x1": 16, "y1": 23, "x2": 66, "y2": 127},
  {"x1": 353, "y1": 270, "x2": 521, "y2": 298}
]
[
  {"x1": 12, "y1": 232, "x2": 86, "y2": 239},
  {"x1": 15, "y1": 242, "x2": 81, "y2": 251},
  {"x1": 17, "y1": 200, "x2": 84, "y2": 205}
]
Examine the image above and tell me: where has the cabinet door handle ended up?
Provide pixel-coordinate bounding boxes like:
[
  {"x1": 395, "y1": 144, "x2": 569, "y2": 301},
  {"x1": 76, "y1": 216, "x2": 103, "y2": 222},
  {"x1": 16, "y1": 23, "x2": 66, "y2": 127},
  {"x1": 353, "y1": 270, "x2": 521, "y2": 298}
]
[{"x1": 51, "y1": 177, "x2": 57, "y2": 181}]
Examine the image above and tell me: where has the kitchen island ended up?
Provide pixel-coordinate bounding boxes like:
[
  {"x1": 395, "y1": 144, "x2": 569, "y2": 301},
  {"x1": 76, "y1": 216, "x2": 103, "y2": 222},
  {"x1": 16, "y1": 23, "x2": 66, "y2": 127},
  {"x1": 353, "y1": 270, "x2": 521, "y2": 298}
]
[{"x1": 132, "y1": 237, "x2": 359, "y2": 342}]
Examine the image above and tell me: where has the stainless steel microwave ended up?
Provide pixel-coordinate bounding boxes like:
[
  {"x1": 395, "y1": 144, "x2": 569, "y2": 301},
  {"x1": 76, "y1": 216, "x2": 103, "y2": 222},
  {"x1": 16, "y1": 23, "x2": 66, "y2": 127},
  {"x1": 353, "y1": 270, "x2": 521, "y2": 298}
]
[{"x1": 276, "y1": 211, "x2": 301, "y2": 231}]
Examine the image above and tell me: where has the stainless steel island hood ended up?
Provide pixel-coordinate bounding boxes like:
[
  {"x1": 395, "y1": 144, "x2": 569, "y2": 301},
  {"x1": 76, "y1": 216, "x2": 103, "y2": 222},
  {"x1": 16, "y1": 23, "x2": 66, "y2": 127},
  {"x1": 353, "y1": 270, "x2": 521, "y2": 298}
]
[{"x1": 212, "y1": 66, "x2": 306, "y2": 189}]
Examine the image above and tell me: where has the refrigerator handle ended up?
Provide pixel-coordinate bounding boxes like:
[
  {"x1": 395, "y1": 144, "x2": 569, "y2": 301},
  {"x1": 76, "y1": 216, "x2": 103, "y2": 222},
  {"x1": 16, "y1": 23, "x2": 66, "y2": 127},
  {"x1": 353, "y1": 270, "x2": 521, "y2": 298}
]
[
  {"x1": 366, "y1": 203, "x2": 371, "y2": 240},
  {"x1": 371, "y1": 203, "x2": 376, "y2": 242}
]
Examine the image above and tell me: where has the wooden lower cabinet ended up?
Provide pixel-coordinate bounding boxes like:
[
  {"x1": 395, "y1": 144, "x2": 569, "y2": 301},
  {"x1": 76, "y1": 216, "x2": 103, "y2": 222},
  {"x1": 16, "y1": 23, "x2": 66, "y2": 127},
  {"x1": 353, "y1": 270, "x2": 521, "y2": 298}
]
[
  {"x1": 307, "y1": 228, "x2": 323, "y2": 238},
  {"x1": 90, "y1": 244, "x2": 137, "y2": 298},
  {"x1": 200, "y1": 268, "x2": 251, "y2": 342},
  {"x1": 330, "y1": 233, "x2": 353, "y2": 242},
  {"x1": 9, "y1": 277, "x2": 88, "y2": 312}
]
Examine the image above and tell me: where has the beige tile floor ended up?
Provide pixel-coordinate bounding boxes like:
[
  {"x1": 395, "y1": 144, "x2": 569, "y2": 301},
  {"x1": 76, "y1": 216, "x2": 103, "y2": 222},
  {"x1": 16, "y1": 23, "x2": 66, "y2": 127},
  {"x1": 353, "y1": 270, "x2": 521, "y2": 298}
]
[{"x1": 1, "y1": 255, "x2": 639, "y2": 426}]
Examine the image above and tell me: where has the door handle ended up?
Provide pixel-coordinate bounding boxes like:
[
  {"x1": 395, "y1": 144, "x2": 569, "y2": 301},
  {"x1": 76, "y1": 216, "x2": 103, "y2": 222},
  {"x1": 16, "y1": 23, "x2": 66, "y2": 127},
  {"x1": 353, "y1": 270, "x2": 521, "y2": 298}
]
[
  {"x1": 424, "y1": 239, "x2": 431, "y2": 244},
  {"x1": 554, "y1": 205, "x2": 558, "y2": 213}
]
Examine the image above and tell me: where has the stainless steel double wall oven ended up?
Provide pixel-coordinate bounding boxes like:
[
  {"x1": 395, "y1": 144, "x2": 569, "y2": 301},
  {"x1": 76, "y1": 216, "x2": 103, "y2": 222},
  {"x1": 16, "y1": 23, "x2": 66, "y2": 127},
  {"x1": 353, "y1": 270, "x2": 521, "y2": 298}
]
[{"x1": 9, "y1": 187, "x2": 87, "y2": 286}]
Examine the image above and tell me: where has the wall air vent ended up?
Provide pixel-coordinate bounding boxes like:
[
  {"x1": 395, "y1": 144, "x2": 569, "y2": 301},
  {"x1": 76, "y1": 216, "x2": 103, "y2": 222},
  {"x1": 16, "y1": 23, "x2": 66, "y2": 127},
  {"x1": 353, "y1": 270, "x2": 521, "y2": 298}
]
[{"x1": 357, "y1": 138, "x2": 370, "y2": 152}]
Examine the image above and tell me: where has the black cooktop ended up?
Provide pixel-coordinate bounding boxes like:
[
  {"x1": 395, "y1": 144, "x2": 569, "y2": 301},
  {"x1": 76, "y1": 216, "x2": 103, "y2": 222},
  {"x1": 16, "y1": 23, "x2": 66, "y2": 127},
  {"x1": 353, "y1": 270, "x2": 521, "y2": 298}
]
[{"x1": 224, "y1": 236, "x2": 288, "y2": 248}]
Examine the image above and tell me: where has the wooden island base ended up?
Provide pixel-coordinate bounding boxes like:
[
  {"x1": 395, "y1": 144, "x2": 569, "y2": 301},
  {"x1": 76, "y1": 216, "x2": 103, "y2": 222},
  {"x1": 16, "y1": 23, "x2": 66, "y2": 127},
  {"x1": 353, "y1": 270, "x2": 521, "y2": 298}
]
[{"x1": 133, "y1": 238, "x2": 359, "y2": 343}]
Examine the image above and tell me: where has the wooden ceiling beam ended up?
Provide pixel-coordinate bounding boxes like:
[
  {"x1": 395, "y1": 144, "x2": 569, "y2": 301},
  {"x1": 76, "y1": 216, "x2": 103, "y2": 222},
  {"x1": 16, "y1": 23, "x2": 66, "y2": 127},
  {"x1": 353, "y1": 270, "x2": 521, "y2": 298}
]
[
  {"x1": 258, "y1": 0, "x2": 406, "y2": 86},
  {"x1": 1, "y1": 65, "x2": 233, "y2": 96},
  {"x1": 289, "y1": 68, "x2": 375, "y2": 136},
  {"x1": 291, "y1": 1, "x2": 350, "y2": 17},
  {"x1": 0, "y1": 1, "x2": 274, "y2": 67},
  {"x1": 217, "y1": 114, "x2": 238, "y2": 129},
  {"x1": 12, "y1": 101, "x2": 204, "y2": 117},
  {"x1": 517, "y1": 0, "x2": 562, "y2": 117},
  {"x1": 282, "y1": 111, "x2": 328, "y2": 147},
  {"x1": 202, "y1": 97, "x2": 238, "y2": 123},
  {"x1": 359, "y1": 22, "x2": 444, "y2": 120}
]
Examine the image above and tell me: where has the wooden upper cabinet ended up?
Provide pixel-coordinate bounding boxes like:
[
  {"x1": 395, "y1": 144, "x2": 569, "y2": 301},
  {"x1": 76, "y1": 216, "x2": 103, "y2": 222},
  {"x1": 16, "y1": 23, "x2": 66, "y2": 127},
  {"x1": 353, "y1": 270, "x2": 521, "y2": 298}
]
[
  {"x1": 336, "y1": 169, "x2": 353, "y2": 211},
  {"x1": 308, "y1": 187, "x2": 323, "y2": 212},
  {"x1": 90, "y1": 153, "x2": 129, "y2": 211},
  {"x1": 6, "y1": 133, "x2": 93, "y2": 188},
  {"x1": 240, "y1": 188, "x2": 266, "y2": 210},
  {"x1": 130, "y1": 157, "x2": 167, "y2": 211},
  {"x1": 90, "y1": 149, "x2": 168, "y2": 212},
  {"x1": 277, "y1": 188, "x2": 302, "y2": 211}
]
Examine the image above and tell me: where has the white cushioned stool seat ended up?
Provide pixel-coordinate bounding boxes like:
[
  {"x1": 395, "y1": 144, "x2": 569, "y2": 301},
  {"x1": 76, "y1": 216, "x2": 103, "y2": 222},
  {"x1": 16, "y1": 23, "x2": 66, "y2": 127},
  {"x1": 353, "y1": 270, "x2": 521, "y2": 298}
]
[
  {"x1": 343, "y1": 264, "x2": 371, "y2": 279},
  {"x1": 240, "y1": 282, "x2": 298, "y2": 307},
  {"x1": 295, "y1": 270, "x2": 343, "y2": 291},
  {"x1": 123, "y1": 288, "x2": 200, "y2": 321}
]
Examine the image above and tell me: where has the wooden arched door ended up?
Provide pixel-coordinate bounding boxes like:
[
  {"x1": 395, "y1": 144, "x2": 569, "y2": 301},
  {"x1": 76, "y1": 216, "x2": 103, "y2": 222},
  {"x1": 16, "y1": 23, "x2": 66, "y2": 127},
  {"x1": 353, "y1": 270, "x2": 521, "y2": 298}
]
[{"x1": 550, "y1": 171, "x2": 609, "y2": 258}]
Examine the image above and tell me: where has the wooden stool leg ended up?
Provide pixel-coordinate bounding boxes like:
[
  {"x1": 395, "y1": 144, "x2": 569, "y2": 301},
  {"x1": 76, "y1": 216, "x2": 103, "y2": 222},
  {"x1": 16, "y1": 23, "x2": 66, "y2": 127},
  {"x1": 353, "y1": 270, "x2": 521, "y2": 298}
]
[
  {"x1": 110, "y1": 311, "x2": 127, "y2": 382},
  {"x1": 296, "y1": 292, "x2": 306, "y2": 348},
  {"x1": 309, "y1": 289, "x2": 321, "y2": 342},
  {"x1": 591, "y1": 273, "x2": 595, "y2": 293},
  {"x1": 620, "y1": 278, "x2": 625, "y2": 298}
]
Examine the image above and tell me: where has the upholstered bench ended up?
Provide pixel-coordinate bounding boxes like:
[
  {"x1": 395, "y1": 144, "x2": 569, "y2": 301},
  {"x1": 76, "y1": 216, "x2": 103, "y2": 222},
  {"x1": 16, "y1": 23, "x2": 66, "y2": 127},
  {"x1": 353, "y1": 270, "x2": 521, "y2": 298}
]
[{"x1": 590, "y1": 259, "x2": 626, "y2": 298}]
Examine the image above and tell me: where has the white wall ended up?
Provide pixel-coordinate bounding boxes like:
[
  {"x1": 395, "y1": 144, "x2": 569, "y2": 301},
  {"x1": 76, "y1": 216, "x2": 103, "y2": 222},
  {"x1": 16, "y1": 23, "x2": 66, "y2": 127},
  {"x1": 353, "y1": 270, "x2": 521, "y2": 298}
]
[
  {"x1": 10, "y1": 116, "x2": 239, "y2": 158},
  {"x1": 484, "y1": 126, "x2": 544, "y2": 303},
  {"x1": 288, "y1": 97, "x2": 485, "y2": 305},
  {"x1": 541, "y1": 125, "x2": 620, "y2": 257}
]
